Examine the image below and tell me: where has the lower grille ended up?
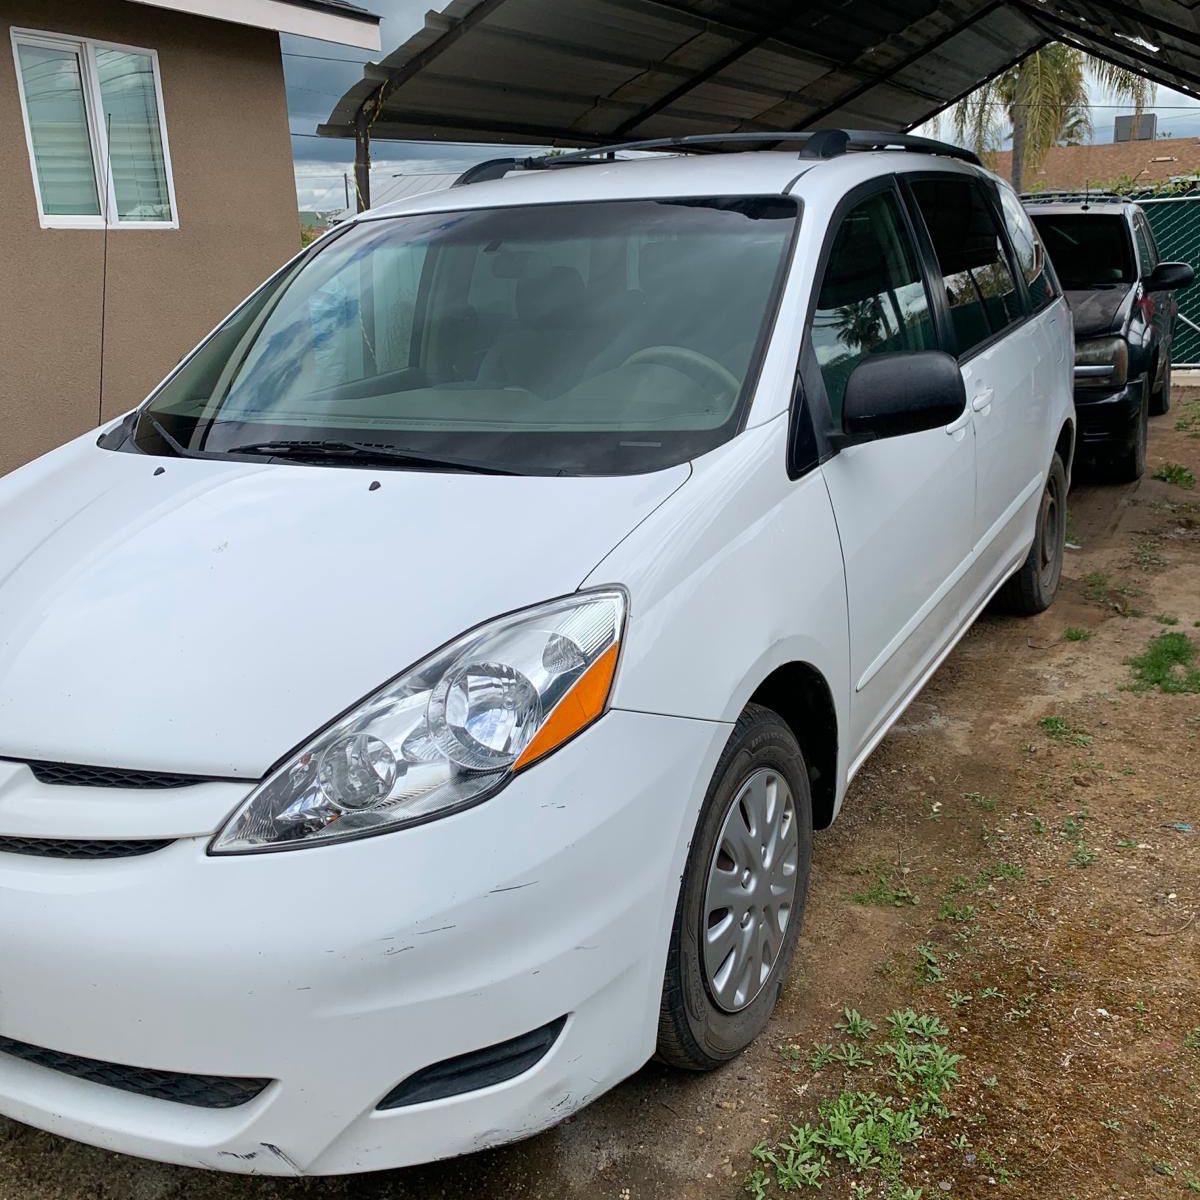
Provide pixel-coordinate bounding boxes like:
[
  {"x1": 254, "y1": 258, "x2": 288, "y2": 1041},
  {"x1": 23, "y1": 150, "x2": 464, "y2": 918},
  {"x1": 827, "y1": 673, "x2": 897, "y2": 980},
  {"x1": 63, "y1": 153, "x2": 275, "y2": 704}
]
[
  {"x1": 0, "y1": 1034, "x2": 272, "y2": 1109},
  {"x1": 8, "y1": 759, "x2": 208, "y2": 789},
  {"x1": 0, "y1": 837, "x2": 172, "y2": 860},
  {"x1": 378, "y1": 1015, "x2": 567, "y2": 1110}
]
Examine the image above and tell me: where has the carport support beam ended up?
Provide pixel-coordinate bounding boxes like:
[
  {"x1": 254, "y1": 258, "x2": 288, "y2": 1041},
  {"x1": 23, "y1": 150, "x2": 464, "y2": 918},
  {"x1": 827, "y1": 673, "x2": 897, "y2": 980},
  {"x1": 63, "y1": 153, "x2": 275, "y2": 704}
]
[{"x1": 354, "y1": 105, "x2": 371, "y2": 212}]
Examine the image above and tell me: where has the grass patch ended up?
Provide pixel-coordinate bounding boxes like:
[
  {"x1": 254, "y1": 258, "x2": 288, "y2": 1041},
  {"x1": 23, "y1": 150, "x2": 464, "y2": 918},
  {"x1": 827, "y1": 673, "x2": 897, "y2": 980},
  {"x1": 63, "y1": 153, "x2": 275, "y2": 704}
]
[
  {"x1": 1128, "y1": 632, "x2": 1200, "y2": 694},
  {"x1": 1083, "y1": 570, "x2": 1109, "y2": 603},
  {"x1": 964, "y1": 790, "x2": 996, "y2": 813},
  {"x1": 852, "y1": 868, "x2": 919, "y2": 908},
  {"x1": 1039, "y1": 715, "x2": 1093, "y2": 747},
  {"x1": 1064, "y1": 626, "x2": 1092, "y2": 642},
  {"x1": 1175, "y1": 396, "x2": 1200, "y2": 436},
  {"x1": 747, "y1": 1009, "x2": 963, "y2": 1198},
  {"x1": 1153, "y1": 462, "x2": 1196, "y2": 489},
  {"x1": 1132, "y1": 538, "x2": 1167, "y2": 570}
]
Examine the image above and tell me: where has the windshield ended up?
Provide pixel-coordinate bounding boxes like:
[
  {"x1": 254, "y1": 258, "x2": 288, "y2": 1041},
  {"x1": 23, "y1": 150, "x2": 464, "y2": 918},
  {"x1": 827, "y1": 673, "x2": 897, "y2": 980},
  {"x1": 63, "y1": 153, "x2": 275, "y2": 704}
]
[
  {"x1": 131, "y1": 197, "x2": 798, "y2": 475},
  {"x1": 1029, "y1": 213, "x2": 1134, "y2": 290}
]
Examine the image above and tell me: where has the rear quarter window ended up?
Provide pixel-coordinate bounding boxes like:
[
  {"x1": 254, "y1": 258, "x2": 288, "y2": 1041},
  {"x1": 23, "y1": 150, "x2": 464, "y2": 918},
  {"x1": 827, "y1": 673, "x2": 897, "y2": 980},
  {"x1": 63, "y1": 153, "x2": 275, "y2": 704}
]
[{"x1": 998, "y1": 187, "x2": 1059, "y2": 313}]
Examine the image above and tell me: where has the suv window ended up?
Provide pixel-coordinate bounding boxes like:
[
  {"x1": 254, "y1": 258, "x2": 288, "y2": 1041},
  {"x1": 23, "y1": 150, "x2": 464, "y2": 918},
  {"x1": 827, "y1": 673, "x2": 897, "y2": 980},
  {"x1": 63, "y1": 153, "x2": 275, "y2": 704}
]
[
  {"x1": 998, "y1": 186, "x2": 1058, "y2": 313},
  {"x1": 811, "y1": 189, "x2": 937, "y2": 422},
  {"x1": 1028, "y1": 212, "x2": 1135, "y2": 288},
  {"x1": 910, "y1": 177, "x2": 1023, "y2": 356},
  {"x1": 1133, "y1": 212, "x2": 1158, "y2": 276}
]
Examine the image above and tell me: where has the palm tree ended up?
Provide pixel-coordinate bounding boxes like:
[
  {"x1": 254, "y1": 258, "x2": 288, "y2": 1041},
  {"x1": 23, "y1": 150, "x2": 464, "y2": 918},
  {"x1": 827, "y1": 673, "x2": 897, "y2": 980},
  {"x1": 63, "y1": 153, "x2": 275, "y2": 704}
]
[
  {"x1": 949, "y1": 43, "x2": 1155, "y2": 193},
  {"x1": 833, "y1": 297, "x2": 887, "y2": 353}
]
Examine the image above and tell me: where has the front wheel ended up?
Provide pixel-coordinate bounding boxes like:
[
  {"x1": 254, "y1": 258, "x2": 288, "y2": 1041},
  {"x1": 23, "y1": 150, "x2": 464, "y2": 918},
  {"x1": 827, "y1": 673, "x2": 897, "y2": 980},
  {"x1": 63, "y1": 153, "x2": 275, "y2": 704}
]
[
  {"x1": 657, "y1": 704, "x2": 812, "y2": 1070},
  {"x1": 1110, "y1": 382, "x2": 1149, "y2": 482},
  {"x1": 997, "y1": 451, "x2": 1067, "y2": 615}
]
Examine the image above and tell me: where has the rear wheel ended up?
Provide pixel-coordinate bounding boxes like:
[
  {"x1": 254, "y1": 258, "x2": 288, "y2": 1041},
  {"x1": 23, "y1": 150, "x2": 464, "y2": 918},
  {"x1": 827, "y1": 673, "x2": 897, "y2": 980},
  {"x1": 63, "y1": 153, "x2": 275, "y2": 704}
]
[
  {"x1": 998, "y1": 451, "x2": 1066, "y2": 615},
  {"x1": 657, "y1": 704, "x2": 812, "y2": 1070},
  {"x1": 1150, "y1": 354, "x2": 1172, "y2": 417}
]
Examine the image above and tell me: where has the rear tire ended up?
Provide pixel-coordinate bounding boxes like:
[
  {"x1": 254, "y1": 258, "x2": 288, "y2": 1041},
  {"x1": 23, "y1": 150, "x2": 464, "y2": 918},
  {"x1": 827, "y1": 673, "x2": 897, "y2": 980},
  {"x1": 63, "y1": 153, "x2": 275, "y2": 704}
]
[
  {"x1": 1149, "y1": 355, "x2": 1172, "y2": 417},
  {"x1": 657, "y1": 704, "x2": 812, "y2": 1071},
  {"x1": 997, "y1": 452, "x2": 1066, "y2": 615}
]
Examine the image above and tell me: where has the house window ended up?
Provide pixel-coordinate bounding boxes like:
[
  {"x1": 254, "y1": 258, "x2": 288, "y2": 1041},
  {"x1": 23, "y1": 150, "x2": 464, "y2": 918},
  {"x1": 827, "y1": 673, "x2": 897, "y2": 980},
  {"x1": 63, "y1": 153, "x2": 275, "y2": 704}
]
[{"x1": 11, "y1": 29, "x2": 176, "y2": 229}]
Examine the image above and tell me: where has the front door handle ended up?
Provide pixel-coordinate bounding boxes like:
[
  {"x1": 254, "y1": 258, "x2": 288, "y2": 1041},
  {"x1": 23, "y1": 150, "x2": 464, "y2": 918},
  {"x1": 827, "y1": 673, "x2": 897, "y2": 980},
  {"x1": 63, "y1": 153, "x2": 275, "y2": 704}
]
[
  {"x1": 946, "y1": 407, "x2": 971, "y2": 435},
  {"x1": 972, "y1": 387, "x2": 994, "y2": 414}
]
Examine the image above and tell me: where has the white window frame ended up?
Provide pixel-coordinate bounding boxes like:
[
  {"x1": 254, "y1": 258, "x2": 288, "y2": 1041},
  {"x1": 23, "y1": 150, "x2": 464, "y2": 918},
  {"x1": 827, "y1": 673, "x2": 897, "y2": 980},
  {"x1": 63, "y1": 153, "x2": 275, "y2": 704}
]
[{"x1": 11, "y1": 27, "x2": 179, "y2": 231}]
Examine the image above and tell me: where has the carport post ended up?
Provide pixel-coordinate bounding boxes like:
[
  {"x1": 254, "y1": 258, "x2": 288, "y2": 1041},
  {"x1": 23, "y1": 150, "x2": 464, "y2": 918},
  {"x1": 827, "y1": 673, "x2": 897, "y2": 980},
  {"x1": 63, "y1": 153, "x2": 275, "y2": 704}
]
[{"x1": 354, "y1": 105, "x2": 371, "y2": 212}]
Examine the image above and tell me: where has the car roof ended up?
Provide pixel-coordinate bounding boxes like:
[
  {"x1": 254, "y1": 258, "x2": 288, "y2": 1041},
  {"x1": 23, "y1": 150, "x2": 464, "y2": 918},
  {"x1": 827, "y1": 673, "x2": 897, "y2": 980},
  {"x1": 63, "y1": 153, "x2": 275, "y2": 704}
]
[
  {"x1": 1023, "y1": 199, "x2": 1135, "y2": 216},
  {"x1": 355, "y1": 149, "x2": 990, "y2": 222}
]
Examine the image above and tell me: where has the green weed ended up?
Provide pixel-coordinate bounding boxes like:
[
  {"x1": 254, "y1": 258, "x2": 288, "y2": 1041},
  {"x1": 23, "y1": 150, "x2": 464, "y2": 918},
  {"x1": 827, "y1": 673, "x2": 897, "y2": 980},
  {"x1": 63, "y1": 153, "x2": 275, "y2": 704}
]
[
  {"x1": 836, "y1": 1009, "x2": 878, "y2": 1040},
  {"x1": 1153, "y1": 462, "x2": 1196, "y2": 489},
  {"x1": 1083, "y1": 570, "x2": 1110, "y2": 603},
  {"x1": 751, "y1": 1008, "x2": 961, "y2": 1196},
  {"x1": 1040, "y1": 715, "x2": 1093, "y2": 747},
  {"x1": 1063, "y1": 626, "x2": 1092, "y2": 642},
  {"x1": 1128, "y1": 632, "x2": 1200, "y2": 693},
  {"x1": 915, "y1": 945, "x2": 944, "y2": 984},
  {"x1": 852, "y1": 866, "x2": 919, "y2": 908}
]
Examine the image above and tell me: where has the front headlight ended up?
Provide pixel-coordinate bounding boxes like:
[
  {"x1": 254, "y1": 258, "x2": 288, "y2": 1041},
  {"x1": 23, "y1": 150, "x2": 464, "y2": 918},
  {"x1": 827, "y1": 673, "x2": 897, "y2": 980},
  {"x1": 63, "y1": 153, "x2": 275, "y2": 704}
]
[
  {"x1": 1074, "y1": 337, "x2": 1129, "y2": 388},
  {"x1": 210, "y1": 589, "x2": 626, "y2": 854}
]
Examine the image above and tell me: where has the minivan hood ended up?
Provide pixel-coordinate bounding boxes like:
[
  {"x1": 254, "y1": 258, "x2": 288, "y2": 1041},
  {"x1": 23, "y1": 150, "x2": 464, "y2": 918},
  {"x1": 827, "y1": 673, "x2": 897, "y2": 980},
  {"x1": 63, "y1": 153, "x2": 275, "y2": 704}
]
[
  {"x1": 0, "y1": 441, "x2": 688, "y2": 777},
  {"x1": 1065, "y1": 286, "x2": 1134, "y2": 340}
]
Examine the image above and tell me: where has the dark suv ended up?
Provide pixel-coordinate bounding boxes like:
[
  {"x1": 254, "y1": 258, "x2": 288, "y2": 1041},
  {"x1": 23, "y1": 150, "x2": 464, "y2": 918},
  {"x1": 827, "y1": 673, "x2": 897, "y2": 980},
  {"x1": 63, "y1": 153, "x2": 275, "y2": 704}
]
[{"x1": 1025, "y1": 193, "x2": 1194, "y2": 481}]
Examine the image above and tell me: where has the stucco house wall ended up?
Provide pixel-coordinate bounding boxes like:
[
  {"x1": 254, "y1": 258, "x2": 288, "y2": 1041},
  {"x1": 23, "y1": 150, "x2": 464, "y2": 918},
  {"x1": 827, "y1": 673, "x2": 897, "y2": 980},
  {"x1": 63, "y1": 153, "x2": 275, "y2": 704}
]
[{"x1": 0, "y1": 0, "x2": 302, "y2": 475}]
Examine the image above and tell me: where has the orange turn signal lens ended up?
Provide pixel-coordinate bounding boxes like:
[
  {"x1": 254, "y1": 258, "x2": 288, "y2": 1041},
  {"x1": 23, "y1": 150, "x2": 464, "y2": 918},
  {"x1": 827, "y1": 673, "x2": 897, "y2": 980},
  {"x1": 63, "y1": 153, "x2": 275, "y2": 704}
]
[{"x1": 513, "y1": 642, "x2": 621, "y2": 773}]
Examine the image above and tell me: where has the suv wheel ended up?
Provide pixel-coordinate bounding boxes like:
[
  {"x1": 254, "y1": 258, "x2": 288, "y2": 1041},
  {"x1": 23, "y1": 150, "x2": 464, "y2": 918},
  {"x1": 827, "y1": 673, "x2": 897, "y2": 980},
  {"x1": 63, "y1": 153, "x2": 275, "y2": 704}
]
[
  {"x1": 657, "y1": 704, "x2": 812, "y2": 1070},
  {"x1": 1150, "y1": 355, "x2": 1172, "y2": 417},
  {"x1": 1111, "y1": 382, "x2": 1149, "y2": 482},
  {"x1": 998, "y1": 451, "x2": 1066, "y2": 615}
]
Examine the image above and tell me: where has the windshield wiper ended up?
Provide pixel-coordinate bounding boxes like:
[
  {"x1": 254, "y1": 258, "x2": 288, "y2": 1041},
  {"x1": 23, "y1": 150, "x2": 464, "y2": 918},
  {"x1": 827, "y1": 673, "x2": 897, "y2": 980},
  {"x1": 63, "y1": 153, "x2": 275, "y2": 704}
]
[
  {"x1": 142, "y1": 412, "x2": 204, "y2": 458},
  {"x1": 219, "y1": 439, "x2": 522, "y2": 476}
]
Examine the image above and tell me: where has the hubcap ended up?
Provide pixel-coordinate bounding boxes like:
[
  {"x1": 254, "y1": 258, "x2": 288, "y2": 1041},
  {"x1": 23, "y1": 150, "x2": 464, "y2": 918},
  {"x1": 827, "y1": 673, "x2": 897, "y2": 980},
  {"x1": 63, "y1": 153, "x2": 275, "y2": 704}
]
[
  {"x1": 1038, "y1": 481, "x2": 1059, "y2": 574},
  {"x1": 702, "y1": 768, "x2": 799, "y2": 1013}
]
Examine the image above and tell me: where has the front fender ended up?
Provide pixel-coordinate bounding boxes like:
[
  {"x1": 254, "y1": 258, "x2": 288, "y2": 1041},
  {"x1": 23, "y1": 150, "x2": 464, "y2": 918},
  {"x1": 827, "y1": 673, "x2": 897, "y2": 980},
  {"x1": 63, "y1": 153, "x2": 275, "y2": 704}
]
[{"x1": 585, "y1": 416, "x2": 851, "y2": 808}]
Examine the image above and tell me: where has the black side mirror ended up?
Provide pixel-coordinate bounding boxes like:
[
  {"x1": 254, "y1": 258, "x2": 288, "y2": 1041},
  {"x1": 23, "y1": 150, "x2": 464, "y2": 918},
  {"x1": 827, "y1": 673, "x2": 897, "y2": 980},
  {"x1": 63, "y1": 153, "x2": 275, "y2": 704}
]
[
  {"x1": 1144, "y1": 261, "x2": 1195, "y2": 291},
  {"x1": 840, "y1": 351, "x2": 967, "y2": 444}
]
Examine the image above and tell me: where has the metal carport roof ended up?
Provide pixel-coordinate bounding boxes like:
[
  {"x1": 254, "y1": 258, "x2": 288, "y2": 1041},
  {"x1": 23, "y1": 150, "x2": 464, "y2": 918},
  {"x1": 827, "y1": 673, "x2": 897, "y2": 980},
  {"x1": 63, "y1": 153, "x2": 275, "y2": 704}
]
[{"x1": 320, "y1": 0, "x2": 1200, "y2": 207}]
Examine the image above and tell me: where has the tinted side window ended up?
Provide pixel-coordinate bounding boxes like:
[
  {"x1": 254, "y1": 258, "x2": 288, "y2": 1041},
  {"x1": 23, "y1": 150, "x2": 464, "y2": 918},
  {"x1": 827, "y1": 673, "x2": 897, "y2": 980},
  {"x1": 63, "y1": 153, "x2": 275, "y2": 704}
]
[
  {"x1": 1133, "y1": 213, "x2": 1158, "y2": 275},
  {"x1": 811, "y1": 190, "x2": 937, "y2": 422},
  {"x1": 998, "y1": 187, "x2": 1058, "y2": 313},
  {"x1": 911, "y1": 178, "x2": 1023, "y2": 356}
]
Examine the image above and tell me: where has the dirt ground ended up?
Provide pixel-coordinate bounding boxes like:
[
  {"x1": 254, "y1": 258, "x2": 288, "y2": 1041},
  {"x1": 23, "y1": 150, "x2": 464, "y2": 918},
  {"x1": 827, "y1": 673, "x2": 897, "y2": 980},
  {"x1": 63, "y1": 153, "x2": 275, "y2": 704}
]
[{"x1": 3, "y1": 396, "x2": 1199, "y2": 1200}]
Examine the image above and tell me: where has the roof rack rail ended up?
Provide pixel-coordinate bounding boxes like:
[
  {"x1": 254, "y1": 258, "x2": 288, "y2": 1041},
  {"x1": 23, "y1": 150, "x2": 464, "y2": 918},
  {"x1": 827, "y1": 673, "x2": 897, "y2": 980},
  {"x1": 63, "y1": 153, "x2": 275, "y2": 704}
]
[
  {"x1": 452, "y1": 129, "x2": 980, "y2": 187},
  {"x1": 1020, "y1": 189, "x2": 1126, "y2": 206}
]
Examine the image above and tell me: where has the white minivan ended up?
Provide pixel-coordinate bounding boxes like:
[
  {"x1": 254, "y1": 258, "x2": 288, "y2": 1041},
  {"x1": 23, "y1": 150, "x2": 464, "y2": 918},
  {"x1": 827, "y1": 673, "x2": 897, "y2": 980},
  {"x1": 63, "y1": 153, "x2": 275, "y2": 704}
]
[{"x1": 0, "y1": 131, "x2": 1073, "y2": 1175}]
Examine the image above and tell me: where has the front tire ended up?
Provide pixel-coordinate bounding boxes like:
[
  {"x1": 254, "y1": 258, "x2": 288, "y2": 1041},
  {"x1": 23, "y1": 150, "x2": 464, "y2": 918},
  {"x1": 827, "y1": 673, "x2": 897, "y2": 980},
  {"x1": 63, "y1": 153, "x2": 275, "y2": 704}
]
[
  {"x1": 1110, "y1": 381, "x2": 1149, "y2": 482},
  {"x1": 998, "y1": 451, "x2": 1067, "y2": 615},
  {"x1": 657, "y1": 704, "x2": 812, "y2": 1071}
]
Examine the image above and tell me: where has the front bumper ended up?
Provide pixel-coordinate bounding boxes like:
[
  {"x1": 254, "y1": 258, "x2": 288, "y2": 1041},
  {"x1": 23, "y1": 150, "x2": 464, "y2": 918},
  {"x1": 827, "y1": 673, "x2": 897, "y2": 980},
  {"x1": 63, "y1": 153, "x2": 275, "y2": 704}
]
[
  {"x1": 1073, "y1": 379, "x2": 1144, "y2": 455},
  {"x1": 0, "y1": 710, "x2": 729, "y2": 1175}
]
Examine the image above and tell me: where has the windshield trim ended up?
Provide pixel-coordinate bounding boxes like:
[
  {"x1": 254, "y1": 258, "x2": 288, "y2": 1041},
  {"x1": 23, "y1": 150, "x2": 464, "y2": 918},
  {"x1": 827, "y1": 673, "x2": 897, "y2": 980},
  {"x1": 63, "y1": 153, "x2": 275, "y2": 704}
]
[{"x1": 119, "y1": 195, "x2": 802, "y2": 477}]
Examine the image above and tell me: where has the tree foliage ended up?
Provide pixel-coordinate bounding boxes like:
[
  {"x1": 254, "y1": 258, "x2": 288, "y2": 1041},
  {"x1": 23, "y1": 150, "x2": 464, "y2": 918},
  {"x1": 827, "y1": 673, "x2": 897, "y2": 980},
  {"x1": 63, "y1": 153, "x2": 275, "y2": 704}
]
[{"x1": 948, "y1": 44, "x2": 1155, "y2": 192}]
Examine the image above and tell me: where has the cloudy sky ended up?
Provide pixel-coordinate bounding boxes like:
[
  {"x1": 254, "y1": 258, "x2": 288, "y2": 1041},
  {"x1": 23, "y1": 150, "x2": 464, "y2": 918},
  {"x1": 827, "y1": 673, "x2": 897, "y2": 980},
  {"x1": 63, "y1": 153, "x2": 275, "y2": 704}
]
[
  {"x1": 285, "y1": 3, "x2": 1200, "y2": 213},
  {"x1": 285, "y1": 1, "x2": 505, "y2": 213}
]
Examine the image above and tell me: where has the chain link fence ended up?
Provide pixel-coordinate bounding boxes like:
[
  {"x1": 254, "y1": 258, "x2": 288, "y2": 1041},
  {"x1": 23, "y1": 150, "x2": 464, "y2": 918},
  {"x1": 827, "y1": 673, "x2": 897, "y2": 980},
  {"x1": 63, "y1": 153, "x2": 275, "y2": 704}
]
[{"x1": 1137, "y1": 194, "x2": 1200, "y2": 367}]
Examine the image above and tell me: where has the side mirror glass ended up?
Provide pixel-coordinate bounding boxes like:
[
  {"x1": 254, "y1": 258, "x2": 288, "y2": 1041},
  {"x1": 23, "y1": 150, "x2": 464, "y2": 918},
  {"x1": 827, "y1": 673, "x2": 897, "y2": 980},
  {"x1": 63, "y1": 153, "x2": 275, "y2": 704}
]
[
  {"x1": 1144, "y1": 261, "x2": 1195, "y2": 292},
  {"x1": 841, "y1": 351, "x2": 967, "y2": 443}
]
